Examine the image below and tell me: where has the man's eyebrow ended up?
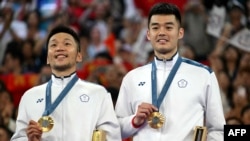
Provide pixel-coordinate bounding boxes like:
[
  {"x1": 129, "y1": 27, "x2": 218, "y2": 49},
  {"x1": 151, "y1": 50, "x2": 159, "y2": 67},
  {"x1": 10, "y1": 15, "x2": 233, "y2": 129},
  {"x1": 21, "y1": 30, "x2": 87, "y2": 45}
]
[
  {"x1": 64, "y1": 38, "x2": 73, "y2": 42},
  {"x1": 165, "y1": 22, "x2": 174, "y2": 25},
  {"x1": 49, "y1": 39, "x2": 57, "y2": 42},
  {"x1": 49, "y1": 38, "x2": 73, "y2": 42},
  {"x1": 150, "y1": 22, "x2": 174, "y2": 26}
]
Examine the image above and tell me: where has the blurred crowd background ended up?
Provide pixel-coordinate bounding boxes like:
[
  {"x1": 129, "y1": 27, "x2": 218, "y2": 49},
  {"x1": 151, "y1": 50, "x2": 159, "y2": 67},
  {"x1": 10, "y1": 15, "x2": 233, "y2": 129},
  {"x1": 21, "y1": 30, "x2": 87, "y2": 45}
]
[{"x1": 0, "y1": 0, "x2": 250, "y2": 140}]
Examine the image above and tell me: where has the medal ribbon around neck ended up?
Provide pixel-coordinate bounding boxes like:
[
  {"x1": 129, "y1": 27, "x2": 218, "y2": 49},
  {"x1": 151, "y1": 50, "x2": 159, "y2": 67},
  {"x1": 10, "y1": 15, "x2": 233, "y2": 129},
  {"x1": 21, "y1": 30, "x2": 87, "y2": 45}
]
[
  {"x1": 43, "y1": 74, "x2": 79, "y2": 116},
  {"x1": 151, "y1": 56, "x2": 182, "y2": 110},
  {"x1": 149, "y1": 56, "x2": 182, "y2": 128}
]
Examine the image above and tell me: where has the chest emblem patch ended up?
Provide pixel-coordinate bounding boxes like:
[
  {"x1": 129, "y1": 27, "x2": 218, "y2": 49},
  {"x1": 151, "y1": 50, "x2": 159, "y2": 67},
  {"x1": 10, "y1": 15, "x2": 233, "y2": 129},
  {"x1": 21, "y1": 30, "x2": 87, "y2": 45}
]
[
  {"x1": 178, "y1": 79, "x2": 187, "y2": 88},
  {"x1": 80, "y1": 94, "x2": 90, "y2": 102}
]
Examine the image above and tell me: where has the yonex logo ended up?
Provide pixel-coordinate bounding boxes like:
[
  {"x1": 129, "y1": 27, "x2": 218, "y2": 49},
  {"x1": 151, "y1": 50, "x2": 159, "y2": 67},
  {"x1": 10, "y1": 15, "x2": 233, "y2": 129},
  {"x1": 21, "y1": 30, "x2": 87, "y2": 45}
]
[
  {"x1": 37, "y1": 98, "x2": 44, "y2": 103},
  {"x1": 138, "y1": 82, "x2": 146, "y2": 86}
]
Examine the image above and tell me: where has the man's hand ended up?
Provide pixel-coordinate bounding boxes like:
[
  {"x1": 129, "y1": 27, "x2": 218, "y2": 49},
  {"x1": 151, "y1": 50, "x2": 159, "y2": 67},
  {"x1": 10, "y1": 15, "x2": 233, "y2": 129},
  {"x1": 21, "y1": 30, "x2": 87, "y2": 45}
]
[
  {"x1": 26, "y1": 120, "x2": 42, "y2": 141},
  {"x1": 133, "y1": 102, "x2": 158, "y2": 126}
]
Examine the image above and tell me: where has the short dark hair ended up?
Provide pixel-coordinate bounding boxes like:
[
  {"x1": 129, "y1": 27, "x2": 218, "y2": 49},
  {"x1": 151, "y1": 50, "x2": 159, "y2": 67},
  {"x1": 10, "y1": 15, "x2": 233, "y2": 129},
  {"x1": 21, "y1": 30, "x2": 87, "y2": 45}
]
[
  {"x1": 147, "y1": 2, "x2": 182, "y2": 28},
  {"x1": 45, "y1": 25, "x2": 80, "y2": 52}
]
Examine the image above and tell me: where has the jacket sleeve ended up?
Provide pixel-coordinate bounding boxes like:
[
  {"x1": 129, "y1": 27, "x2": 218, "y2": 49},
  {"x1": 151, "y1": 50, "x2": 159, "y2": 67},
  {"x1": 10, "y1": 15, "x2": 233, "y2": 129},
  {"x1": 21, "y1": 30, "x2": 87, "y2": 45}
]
[
  {"x1": 205, "y1": 72, "x2": 225, "y2": 141},
  {"x1": 96, "y1": 92, "x2": 122, "y2": 141},
  {"x1": 10, "y1": 94, "x2": 29, "y2": 141},
  {"x1": 115, "y1": 75, "x2": 141, "y2": 139}
]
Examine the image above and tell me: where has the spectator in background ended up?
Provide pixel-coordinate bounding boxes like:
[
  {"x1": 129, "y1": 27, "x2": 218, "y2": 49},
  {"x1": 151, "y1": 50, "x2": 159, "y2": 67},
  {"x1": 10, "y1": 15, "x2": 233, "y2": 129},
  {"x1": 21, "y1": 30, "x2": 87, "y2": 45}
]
[
  {"x1": 217, "y1": 70, "x2": 232, "y2": 115},
  {"x1": 35, "y1": 0, "x2": 66, "y2": 33},
  {"x1": 0, "y1": 89, "x2": 16, "y2": 133},
  {"x1": 207, "y1": 49, "x2": 224, "y2": 75},
  {"x1": 225, "y1": 85, "x2": 250, "y2": 119},
  {"x1": 13, "y1": 0, "x2": 33, "y2": 21},
  {"x1": 116, "y1": 43, "x2": 138, "y2": 72},
  {"x1": 67, "y1": 0, "x2": 91, "y2": 31},
  {"x1": 178, "y1": 43, "x2": 196, "y2": 60},
  {"x1": 104, "y1": 63, "x2": 127, "y2": 90},
  {"x1": 0, "y1": 80, "x2": 6, "y2": 92},
  {"x1": 145, "y1": 49, "x2": 154, "y2": 64},
  {"x1": 238, "y1": 52, "x2": 250, "y2": 70},
  {"x1": 87, "y1": 25, "x2": 109, "y2": 59},
  {"x1": 0, "y1": 125, "x2": 13, "y2": 141},
  {"x1": 0, "y1": 3, "x2": 27, "y2": 64},
  {"x1": 182, "y1": 0, "x2": 212, "y2": 62},
  {"x1": 214, "y1": 1, "x2": 246, "y2": 54},
  {"x1": 205, "y1": 0, "x2": 227, "y2": 47},
  {"x1": 35, "y1": 65, "x2": 52, "y2": 85},
  {"x1": 24, "y1": 10, "x2": 46, "y2": 41},
  {"x1": 221, "y1": 45, "x2": 241, "y2": 82},
  {"x1": 119, "y1": 11, "x2": 152, "y2": 65},
  {"x1": 226, "y1": 116, "x2": 243, "y2": 125},
  {"x1": 241, "y1": 104, "x2": 250, "y2": 124},
  {"x1": 0, "y1": 41, "x2": 39, "y2": 109},
  {"x1": 21, "y1": 39, "x2": 40, "y2": 73},
  {"x1": 77, "y1": 51, "x2": 113, "y2": 84},
  {"x1": 244, "y1": 0, "x2": 250, "y2": 28}
]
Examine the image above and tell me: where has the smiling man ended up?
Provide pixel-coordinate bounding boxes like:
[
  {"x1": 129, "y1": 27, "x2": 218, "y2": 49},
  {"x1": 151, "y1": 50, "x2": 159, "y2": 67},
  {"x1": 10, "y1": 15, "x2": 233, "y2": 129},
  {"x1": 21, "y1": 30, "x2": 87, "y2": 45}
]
[
  {"x1": 11, "y1": 25, "x2": 121, "y2": 141},
  {"x1": 115, "y1": 2, "x2": 225, "y2": 141}
]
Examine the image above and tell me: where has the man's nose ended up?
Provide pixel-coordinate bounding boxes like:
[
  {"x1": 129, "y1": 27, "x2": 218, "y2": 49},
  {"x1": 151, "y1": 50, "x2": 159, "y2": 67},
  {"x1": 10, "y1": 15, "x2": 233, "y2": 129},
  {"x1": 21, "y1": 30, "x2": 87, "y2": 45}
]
[
  {"x1": 159, "y1": 28, "x2": 166, "y2": 36},
  {"x1": 55, "y1": 44, "x2": 65, "y2": 50}
]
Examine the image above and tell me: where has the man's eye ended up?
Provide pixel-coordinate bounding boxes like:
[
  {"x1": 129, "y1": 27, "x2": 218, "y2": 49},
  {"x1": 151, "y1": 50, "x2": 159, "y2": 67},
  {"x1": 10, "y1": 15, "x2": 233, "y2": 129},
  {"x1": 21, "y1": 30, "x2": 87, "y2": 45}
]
[
  {"x1": 166, "y1": 27, "x2": 173, "y2": 30},
  {"x1": 152, "y1": 27, "x2": 158, "y2": 30},
  {"x1": 50, "y1": 44, "x2": 56, "y2": 47},
  {"x1": 65, "y1": 43, "x2": 71, "y2": 46}
]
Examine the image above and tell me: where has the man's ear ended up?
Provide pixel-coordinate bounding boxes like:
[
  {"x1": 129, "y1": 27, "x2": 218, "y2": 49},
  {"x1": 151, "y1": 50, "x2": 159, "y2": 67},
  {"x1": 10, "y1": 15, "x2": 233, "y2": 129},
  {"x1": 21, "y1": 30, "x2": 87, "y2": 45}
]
[
  {"x1": 146, "y1": 30, "x2": 151, "y2": 41},
  {"x1": 47, "y1": 58, "x2": 50, "y2": 65},
  {"x1": 178, "y1": 28, "x2": 184, "y2": 39},
  {"x1": 76, "y1": 52, "x2": 82, "y2": 63}
]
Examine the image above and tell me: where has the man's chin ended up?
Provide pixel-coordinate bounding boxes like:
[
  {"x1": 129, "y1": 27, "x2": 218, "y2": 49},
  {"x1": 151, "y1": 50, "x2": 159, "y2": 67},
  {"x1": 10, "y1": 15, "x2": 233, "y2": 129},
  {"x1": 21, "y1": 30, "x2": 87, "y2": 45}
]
[{"x1": 53, "y1": 65, "x2": 70, "y2": 72}]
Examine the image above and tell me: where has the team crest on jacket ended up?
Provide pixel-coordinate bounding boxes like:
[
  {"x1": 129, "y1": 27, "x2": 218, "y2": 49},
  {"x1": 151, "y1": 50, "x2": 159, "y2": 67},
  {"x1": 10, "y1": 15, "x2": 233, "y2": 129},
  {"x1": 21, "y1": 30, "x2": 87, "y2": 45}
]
[
  {"x1": 178, "y1": 79, "x2": 187, "y2": 88},
  {"x1": 80, "y1": 94, "x2": 89, "y2": 102}
]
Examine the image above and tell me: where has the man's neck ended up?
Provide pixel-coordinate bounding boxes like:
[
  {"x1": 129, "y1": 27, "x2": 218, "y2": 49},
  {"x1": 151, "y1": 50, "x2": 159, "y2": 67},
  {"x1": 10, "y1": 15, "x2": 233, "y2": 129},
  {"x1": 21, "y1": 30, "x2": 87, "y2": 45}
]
[
  {"x1": 52, "y1": 71, "x2": 76, "y2": 78},
  {"x1": 155, "y1": 51, "x2": 177, "y2": 61}
]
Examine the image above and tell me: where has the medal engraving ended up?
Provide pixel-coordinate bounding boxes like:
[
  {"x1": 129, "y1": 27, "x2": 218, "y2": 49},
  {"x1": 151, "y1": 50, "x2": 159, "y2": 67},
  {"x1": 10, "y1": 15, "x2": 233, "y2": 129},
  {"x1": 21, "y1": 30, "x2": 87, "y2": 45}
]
[
  {"x1": 38, "y1": 116, "x2": 54, "y2": 132},
  {"x1": 148, "y1": 112, "x2": 165, "y2": 129}
]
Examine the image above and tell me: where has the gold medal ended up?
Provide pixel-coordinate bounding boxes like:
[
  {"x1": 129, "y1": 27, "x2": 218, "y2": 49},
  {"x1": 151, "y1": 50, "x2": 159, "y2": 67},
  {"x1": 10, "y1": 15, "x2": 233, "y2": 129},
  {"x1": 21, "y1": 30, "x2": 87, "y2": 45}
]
[
  {"x1": 148, "y1": 112, "x2": 165, "y2": 129},
  {"x1": 38, "y1": 116, "x2": 54, "y2": 132}
]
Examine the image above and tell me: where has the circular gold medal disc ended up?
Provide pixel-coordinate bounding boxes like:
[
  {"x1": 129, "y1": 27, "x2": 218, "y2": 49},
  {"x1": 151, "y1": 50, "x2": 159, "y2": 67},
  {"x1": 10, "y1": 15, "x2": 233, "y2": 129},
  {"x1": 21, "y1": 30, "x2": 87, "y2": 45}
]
[
  {"x1": 38, "y1": 116, "x2": 54, "y2": 132},
  {"x1": 148, "y1": 112, "x2": 165, "y2": 129}
]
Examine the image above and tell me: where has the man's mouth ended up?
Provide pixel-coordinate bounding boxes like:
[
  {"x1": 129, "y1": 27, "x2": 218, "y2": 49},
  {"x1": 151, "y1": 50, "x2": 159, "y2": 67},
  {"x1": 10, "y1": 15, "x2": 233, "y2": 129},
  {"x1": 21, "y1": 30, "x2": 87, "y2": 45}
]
[
  {"x1": 55, "y1": 54, "x2": 67, "y2": 59},
  {"x1": 157, "y1": 39, "x2": 168, "y2": 43}
]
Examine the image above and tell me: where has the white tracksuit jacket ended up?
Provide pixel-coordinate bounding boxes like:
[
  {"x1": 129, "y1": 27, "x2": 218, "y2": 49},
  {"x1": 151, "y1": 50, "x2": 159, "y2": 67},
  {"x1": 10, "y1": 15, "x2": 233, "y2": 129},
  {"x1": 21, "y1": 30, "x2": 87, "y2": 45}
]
[
  {"x1": 11, "y1": 74, "x2": 121, "y2": 141},
  {"x1": 115, "y1": 54, "x2": 225, "y2": 141}
]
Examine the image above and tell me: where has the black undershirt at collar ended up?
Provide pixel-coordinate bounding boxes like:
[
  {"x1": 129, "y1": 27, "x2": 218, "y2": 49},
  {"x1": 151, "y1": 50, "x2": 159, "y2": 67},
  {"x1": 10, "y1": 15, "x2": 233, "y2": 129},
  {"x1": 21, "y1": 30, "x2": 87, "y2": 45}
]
[
  {"x1": 52, "y1": 72, "x2": 76, "y2": 79},
  {"x1": 155, "y1": 51, "x2": 177, "y2": 61}
]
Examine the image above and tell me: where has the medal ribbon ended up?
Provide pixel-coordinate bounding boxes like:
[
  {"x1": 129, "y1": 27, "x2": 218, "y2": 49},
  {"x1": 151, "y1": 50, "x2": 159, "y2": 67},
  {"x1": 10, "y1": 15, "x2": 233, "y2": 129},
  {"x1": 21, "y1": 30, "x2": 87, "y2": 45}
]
[
  {"x1": 151, "y1": 56, "x2": 182, "y2": 109},
  {"x1": 43, "y1": 74, "x2": 79, "y2": 116}
]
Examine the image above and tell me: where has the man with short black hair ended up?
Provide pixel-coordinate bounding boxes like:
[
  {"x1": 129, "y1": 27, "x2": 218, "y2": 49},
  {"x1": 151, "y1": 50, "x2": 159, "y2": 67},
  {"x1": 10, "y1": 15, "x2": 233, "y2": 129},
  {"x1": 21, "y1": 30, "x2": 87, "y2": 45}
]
[{"x1": 11, "y1": 25, "x2": 121, "y2": 141}]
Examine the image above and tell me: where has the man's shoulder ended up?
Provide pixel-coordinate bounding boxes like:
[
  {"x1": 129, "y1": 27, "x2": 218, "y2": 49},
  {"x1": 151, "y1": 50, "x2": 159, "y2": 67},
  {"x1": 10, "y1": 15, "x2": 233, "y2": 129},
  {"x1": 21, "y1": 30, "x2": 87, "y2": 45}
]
[
  {"x1": 25, "y1": 83, "x2": 47, "y2": 93},
  {"x1": 127, "y1": 63, "x2": 151, "y2": 75},
  {"x1": 181, "y1": 57, "x2": 212, "y2": 73},
  {"x1": 77, "y1": 79, "x2": 107, "y2": 92},
  {"x1": 20, "y1": 83, "x2": 47, "y2": 103}
]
